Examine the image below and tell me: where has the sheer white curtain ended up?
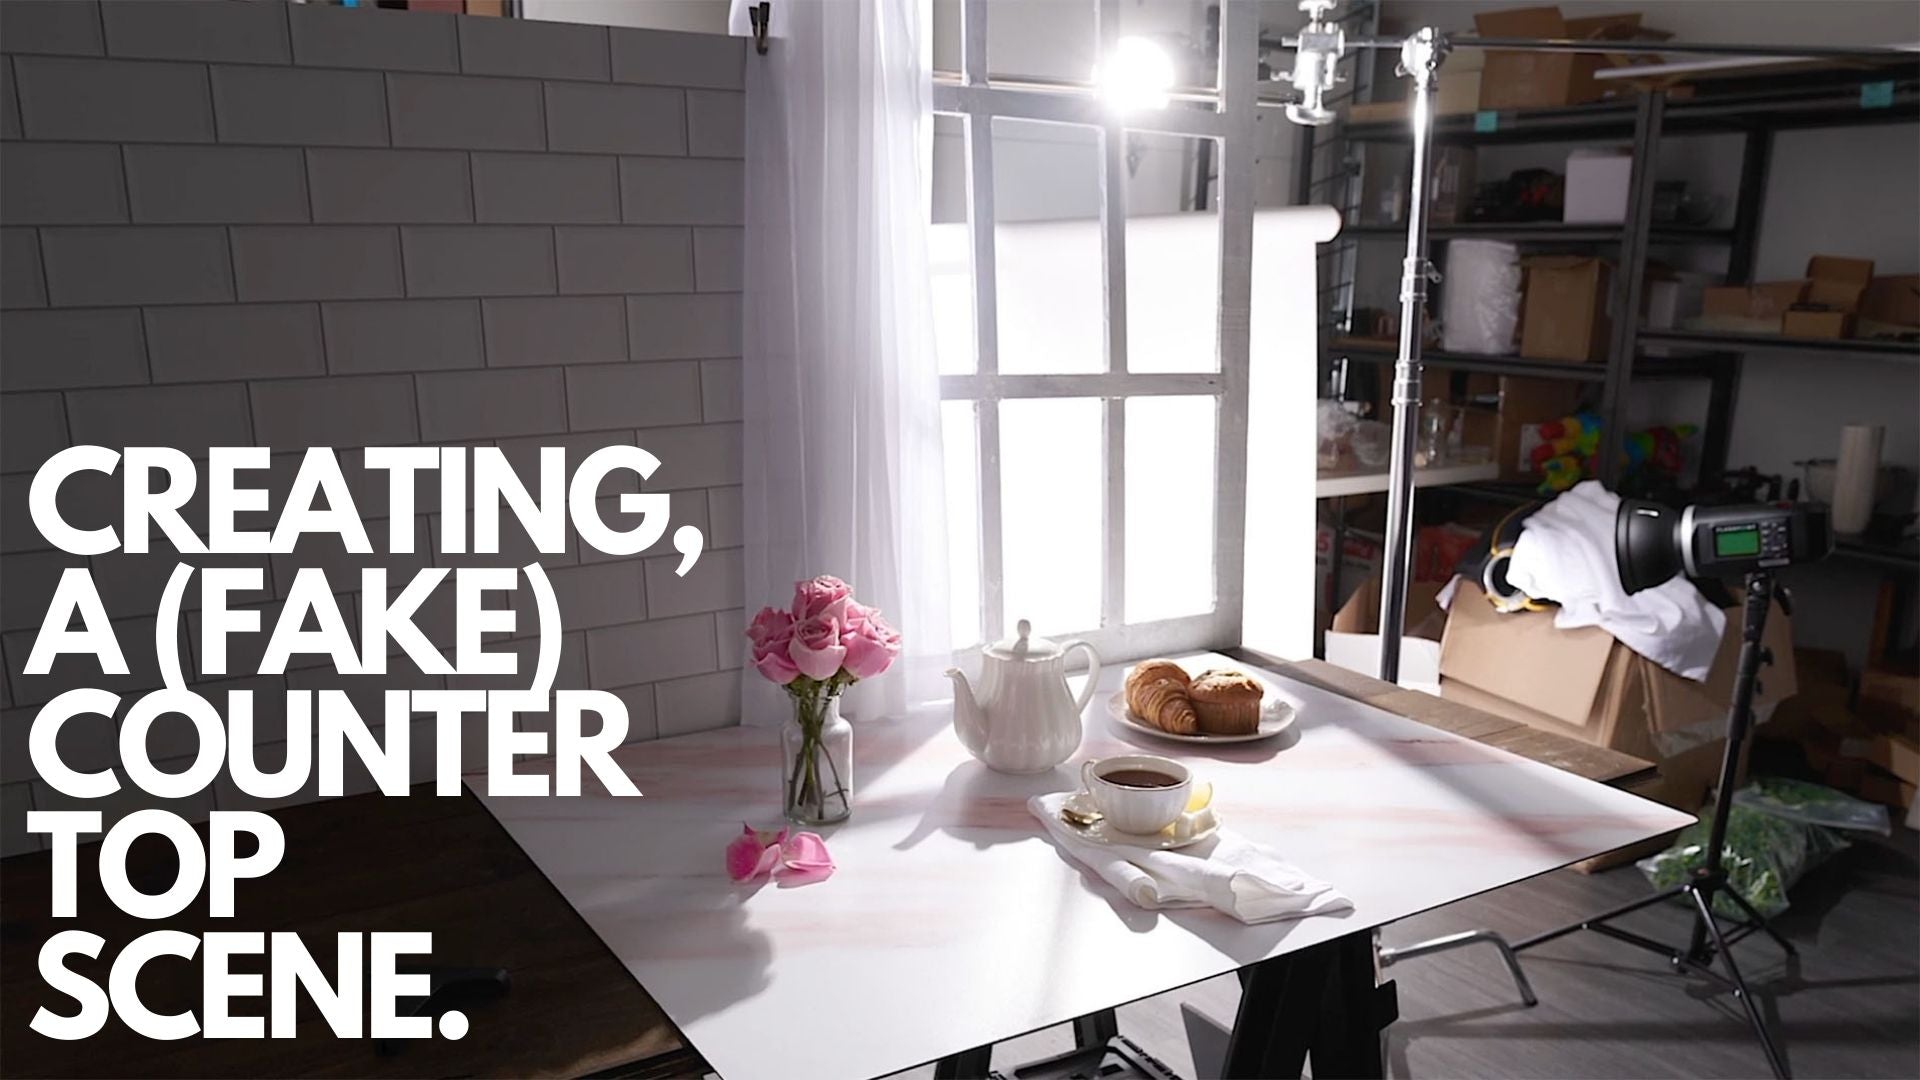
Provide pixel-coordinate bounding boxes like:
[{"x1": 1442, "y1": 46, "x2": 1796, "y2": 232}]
[{"x1": 740, "y1": 0, "x2": 950, "y2": 724}]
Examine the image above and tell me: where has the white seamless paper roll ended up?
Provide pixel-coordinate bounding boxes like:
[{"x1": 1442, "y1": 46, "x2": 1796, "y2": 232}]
[{"x1": 1832, "y1": 423, "x2": 1884, "y2": 534}]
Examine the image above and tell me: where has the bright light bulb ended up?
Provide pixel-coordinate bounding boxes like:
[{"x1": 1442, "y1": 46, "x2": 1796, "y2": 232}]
[{"x1": 1098, "y1": 36, "x2": 1175, "y2": 112}]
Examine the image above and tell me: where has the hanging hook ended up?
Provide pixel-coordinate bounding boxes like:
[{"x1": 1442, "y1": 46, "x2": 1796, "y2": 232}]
[{"x1": 748, "y1": 2, "x2": 771, "y2": 56}]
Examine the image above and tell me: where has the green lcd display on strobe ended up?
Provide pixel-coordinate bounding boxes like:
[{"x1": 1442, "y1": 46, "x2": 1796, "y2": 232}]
[
  {"x1": 1616, "y1": 499, "x2": 1833, "y2": 593},
  {"x1": 1713, "y1": 524, "x2": 1762, "y2": 559}
]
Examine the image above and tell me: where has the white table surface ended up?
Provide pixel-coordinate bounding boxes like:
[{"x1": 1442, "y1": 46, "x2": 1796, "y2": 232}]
[
  {"x1": 472, "y1": 652, "x2": 1691, "y2": 1080},
  {"x1": 1316, "y1": 459, "x2": 1500, "y2": 498}
]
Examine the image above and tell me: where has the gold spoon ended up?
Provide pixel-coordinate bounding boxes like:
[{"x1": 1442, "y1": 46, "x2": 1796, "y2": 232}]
[{"x1": 1060, "y1": 798, "x2": 1103, "y2": 828}]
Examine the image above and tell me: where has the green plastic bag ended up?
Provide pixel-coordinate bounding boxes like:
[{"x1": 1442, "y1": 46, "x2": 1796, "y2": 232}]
[
  {"x1": 1637, "y1": 778, "x2": 1876, "y2": 920},
  {"x1": 1734, "y1": 776, "x2": 1891, "y2": 836}
]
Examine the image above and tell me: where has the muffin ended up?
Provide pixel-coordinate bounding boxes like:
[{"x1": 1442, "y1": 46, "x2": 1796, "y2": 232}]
[{"x1": 1187, "y1": 669, "x2": 1265, "y2": 735}]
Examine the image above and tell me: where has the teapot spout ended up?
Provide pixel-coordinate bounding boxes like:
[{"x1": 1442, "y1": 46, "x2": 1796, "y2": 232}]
[{"x1": 946, "y1": 668, "x2": 988, "y2": 758}]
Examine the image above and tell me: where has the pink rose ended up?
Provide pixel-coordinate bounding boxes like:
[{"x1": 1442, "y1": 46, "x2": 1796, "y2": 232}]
[
  {"x1": 747, "y1": 607, "x2": 794, "y2": 653},
  {"x1": 841, "y1": 607, "x2": 900, "y2": 680},
  {"x1": 746, "y1": 607, "x2": 800, "y2": 684},
  {"x1": 788, "y1": 614, "x2": 848, "y2": 681},
  {"x1": 791, "y1": 575, "x2": 853, "y2": 626},
  {"x1": 753, "y1": 650, "x2": 801, "y2": 685}
]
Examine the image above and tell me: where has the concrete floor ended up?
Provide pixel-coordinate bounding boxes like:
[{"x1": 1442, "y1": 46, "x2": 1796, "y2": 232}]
[{"x1": 888, "y1": 827, "x2": 1920, "y2": 1079}]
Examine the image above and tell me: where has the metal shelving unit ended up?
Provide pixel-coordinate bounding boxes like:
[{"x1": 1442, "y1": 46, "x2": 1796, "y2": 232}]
[
  {"x1": 1340, "y1": 221, "x2": 1737, "y2": 245},
  {"x1": 1304, "y1": 60, "x2": 1920, "y2": 494},
  {"x1": 1331, "y1": 338, "x2": 1730, "y2": 382},
  {"x1": 1639, "y1": 327, "x2": 1920, "y2": 362}
]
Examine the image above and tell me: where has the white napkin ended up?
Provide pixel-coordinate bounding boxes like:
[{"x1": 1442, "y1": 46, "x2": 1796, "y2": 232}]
[{"x1": 1029, "y1": 793, "x2": 1352, "y2": 924}]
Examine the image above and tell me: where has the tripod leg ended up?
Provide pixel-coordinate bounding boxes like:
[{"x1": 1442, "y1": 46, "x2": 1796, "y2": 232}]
[
  {"x1": 1513, "y1": 883, "x2": 1686, "y2": 951},
  {"x1": 1688, "y1": 887, "x2": 1790, "y2": 1080},
  {"x1": 1378, "y1": 929, "x2": 1538, "y2": 1007},
  {"x1": 1718, "y1": 882, "x2": 1798, "y2": 958}
]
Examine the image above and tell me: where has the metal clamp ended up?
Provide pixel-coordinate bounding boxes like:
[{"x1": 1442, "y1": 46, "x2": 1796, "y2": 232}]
[{"x1": 747, "y1": 2, "x2": 771, "y2": 55}]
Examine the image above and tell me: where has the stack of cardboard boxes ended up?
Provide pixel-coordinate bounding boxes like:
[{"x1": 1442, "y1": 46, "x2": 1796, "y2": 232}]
[
  {"x1": 1698, "y1": 257, "x2": 1920, "y2": 341},
  {"x1": 1347, "y1": 5, "x2": 1671, "y2": 123},
  {"x1": 1779, "y1": 649, "x2": 1920, "y2": 825}
]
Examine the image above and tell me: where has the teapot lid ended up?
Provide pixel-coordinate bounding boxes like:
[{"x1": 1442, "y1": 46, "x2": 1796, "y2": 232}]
[{"x1": 984, "y1": 619, "x2": 1061, "y2": 662}]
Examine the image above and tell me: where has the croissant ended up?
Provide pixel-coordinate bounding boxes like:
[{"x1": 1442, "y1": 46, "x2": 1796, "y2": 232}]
[
  {"x1": 1124, "y1": 658, "x2": 1189, "y2": 704},
  {"x1": 1131, "y1": 677, "x2": 1200, "y2": 735}
]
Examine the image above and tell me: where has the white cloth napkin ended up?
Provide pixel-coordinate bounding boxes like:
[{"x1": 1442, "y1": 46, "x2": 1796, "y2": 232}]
[
  {"x1": 1029, "y1": 793, "x2": 1352, "y2": 924},
  {"x1": 1505, "y1": 481, "x2": 1726, "y2": 681}
]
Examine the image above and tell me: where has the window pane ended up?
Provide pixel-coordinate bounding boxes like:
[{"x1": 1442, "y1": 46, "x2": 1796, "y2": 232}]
[
  {"x1": 1125, "y1": 131, "x2": 1220, "y2": 373},
  {"x1": 930, "y1": 113, "x2": 976, "y2": 375},
  {"x1": 1001, "y1": 398, "x2": 1103, "y2": 635},
  {"x1": 942, "y1": 400, "x2": 983, "y2": 648},
  {"x1": 1126, "y1": 396, "x2": 1215, "y2": 622},
  {"x1": 993, "y1": 118, "x2": 1103, "y2": 374},
  {"x1": 987, "y1": 0, "x2": 1095, "y2": 84}
]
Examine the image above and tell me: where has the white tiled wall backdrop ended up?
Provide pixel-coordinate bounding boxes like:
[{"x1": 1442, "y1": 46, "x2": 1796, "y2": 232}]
[{"x1": 0, "y1": 0, "x2": 748, "y2": 854}]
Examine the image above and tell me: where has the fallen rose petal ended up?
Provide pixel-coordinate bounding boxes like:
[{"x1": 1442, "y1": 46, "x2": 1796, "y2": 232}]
[
  {"x1": 779, "y1": 831, "x2": 836, "y2": 878},
  {"x1": 725, "y1": 823, "x2": 784, "y2": 882}
]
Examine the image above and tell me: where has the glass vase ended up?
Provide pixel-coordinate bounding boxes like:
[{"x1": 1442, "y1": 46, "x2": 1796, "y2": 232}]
[{"x1": 782, "y1": 693, "x2": 852, "y2": 825}]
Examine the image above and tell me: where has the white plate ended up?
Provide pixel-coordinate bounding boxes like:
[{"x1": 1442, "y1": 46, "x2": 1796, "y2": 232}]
[
  {"x1": 1106, "y1": 678, "x2": 1297, "y2": 745},
  {"x1": 1057, "y1": 791, "x2": 1221, "y2": 851}
]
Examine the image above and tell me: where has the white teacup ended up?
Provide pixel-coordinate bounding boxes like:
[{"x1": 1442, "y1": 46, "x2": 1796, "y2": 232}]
[{"x1": 1081, "y1": 754, "x2": 1193, "y2": 835}]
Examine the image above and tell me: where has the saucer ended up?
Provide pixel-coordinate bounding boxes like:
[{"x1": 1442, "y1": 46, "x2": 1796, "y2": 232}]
[{"x1": 1057, "y1": 791, "x2": 1220, "y2": 851}]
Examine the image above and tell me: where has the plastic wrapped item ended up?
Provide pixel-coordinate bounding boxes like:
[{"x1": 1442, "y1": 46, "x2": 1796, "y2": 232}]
[
  {"x1": 1639, "y1": 805, "x2": 1845, "y2": 919},
  {"x1": 1639, "y1": 778, "x2": 1884, "y2": 919},
  {"x1": 1317, "y1": 400, "x2": 1356, "y2": 468},
  {"x1": 1351, "y1": 420, "x2": 1389, "y2": 467},
  {"x1": 1439, "y1": 240, "x2": 1522, "y2": 355},
  {"x1": 1734, "y1": 776, "x2": 1891, "y2": 837}
]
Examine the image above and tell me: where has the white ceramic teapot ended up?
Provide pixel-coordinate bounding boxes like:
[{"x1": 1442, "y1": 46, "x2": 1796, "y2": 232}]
[{"x1": 946, "y1": 619, "x2": 1103, "y2": 774}]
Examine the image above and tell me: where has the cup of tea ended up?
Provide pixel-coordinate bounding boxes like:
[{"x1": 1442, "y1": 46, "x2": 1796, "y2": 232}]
[{"x1": 1080, "y1": 754, "x2": 1193, "y2": 835}]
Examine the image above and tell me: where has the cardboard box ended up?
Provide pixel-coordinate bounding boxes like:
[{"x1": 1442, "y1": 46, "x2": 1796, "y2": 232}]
[
  {"x1": 1698, "y1": 280, "x2": 1808, "y2": 332},
  {"x1": 1858, "y1": 664, "x2": 1920, "y2": 733},
  {"x1": 1521, "y1": 256, "x2": 1613, "y2": 362},
  {"x1": 1700, "y1": 258, "x2": 1877, "y2": 337},
  {"x1": 1326, "y1": 574, "x2": 1445, "y2": 695},
  {"x1": 1564, "y1": 150, "x2": 1632, "y2": 224},
  {"x1": 1349, "y1": 70, "x2": 1484, "y2": 123},
  {"x1": 1859, "y1": 772, "x2": 1917, "y2": 812},
  {"x1": 1840, "y1": 732, "x2": 1920, "y2": 786},
  {"x1": 1439, "y1": 581, "x2": 1796, "y2": 817},
  {"x1": 1803, "y1": 255, "x2": 1874, "y2": 312},
  {"x1": 1766, "y1": 647, "x2": 1859, "y2": 742},
  {"x1": 1474, "y1": 8, "x2": 1654, "y2": 110},
  {"x1": 1861, "y1": 273, "x2": 1920, "y2": 326},
  {"x1": 1781, "y1": 309, "x2": 1853, "y2": 339}
]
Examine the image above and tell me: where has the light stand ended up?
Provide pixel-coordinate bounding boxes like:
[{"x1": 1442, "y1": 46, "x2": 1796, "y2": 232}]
[
  {"x1": 1375, "y1": 28, "x2": 1443, "y2": 684},
  {"x1": 1510, "y1": 572, "x2": 1797, "y2": 1079}
]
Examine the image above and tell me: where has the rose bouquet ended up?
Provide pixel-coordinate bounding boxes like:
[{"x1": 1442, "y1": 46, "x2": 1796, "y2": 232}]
[{"x1": 748, "y1": 576, "x2": 900, "y2": 824}]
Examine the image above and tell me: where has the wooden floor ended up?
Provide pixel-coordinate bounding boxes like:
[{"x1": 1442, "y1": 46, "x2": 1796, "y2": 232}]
[{"x1": 887, "y1": 827, "x2": 1920, "y2": 1080}]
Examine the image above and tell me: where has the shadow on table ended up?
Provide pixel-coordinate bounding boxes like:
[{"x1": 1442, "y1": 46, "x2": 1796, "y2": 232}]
[
  {"x1": 582, "y1": 886, "x2": 777, "y2": 1026},
  {"x1": 892, "y1": 759, "x2": 1078, "y2": 851}
]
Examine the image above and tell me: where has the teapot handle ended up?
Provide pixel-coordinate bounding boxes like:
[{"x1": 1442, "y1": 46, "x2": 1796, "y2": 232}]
[{"x1": 1062, "y1": 640, "x2": 1103, "y2": 714}]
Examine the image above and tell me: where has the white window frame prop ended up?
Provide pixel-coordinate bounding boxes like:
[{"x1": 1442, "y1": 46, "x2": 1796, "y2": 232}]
[{"x1": 932, "y1": 0, "x2": 1264, "y2": 660}]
